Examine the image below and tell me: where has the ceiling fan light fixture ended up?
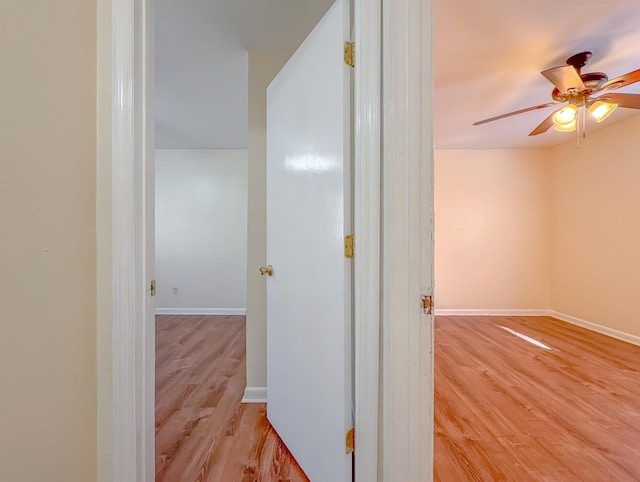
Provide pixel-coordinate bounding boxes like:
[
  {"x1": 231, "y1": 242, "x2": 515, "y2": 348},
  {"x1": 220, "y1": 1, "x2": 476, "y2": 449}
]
[
  {"x1": 552, "y1": 104, "x2": 578, "y2": 126},
  {"x1": 554, "y1": 119, "x2": 577, "y2": 132},
  {"x1": 472, "y1": 52, "x2": 640, "y2": 138},
  {"x1": 588, "y1": 100, "x2": 618, "y2": 122}
]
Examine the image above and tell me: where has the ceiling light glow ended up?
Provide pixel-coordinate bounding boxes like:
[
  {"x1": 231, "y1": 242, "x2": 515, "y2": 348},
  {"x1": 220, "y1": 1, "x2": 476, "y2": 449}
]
[{"x1": 552, "y1": 104, "x2": 578, "y2": 125}]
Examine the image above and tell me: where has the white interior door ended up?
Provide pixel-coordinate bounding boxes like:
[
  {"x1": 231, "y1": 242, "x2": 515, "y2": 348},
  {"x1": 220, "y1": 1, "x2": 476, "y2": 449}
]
[{"x1": 266, "y1": 1, "x2": 352, "y2": 481}]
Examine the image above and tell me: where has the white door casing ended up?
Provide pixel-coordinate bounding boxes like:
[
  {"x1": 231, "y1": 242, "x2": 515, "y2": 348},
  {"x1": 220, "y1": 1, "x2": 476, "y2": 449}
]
[
  {"x1": 107, "y1": 0, "x2": 155, "y2": 481},
  {"x1": 352, "y1": 0, "x2": 381, "y2": 479},
  {"x1": 381, "y1": 0, "x2": 435, "y2": 480},
  {"x1": 266, "y1": 1, "x2": 352, "y2": 481}
]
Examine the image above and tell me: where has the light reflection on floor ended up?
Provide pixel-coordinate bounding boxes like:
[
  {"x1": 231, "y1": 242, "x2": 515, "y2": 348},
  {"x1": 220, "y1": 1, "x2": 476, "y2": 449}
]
[{"x1": 498, "y1": 325, "x2": 553, "y2": 350}]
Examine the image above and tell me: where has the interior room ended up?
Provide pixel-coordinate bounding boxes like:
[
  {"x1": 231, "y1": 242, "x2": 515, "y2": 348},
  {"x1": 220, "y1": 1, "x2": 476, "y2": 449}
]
[
  {"x1": 153, "y1": 0, "x2": 640, "y2": 478},
  {"x1": 3, "y1": 0, "x2": 640, "y2": 480},
  {"x1": 432, "y1": 0, "x2": 640, "y2": 478},
  {"x1": 153, "y1": 0, "x2": 640, "y2": 479},
  {"x1": 434, "y1": 0, "x2": 640, "y2": 333}
]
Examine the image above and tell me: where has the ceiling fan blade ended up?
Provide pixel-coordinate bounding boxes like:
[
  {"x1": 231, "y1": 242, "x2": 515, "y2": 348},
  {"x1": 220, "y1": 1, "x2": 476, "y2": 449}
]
[
  {"x1": 600, "y1": 69, "x2": 640, "y2": 91},
  {"x1": 528, "y1": 111, "x2": 556, "y2": 136},
  {"x1": 541, "y1": 65, "x2": 585, "y2": 93},
  {"x1": 597, "y1": 92, "x2": 640, "y2": 109},
  {"x1": 473, "y1": 102, "x2": 558, "y2": 126}
]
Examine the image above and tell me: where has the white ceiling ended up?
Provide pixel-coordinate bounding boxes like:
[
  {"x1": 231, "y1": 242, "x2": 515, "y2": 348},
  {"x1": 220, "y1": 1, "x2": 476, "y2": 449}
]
[
  {"x1": 155, "y1": 0, "x2": 640, "y2": 150},
  {"x1": 155, "y1": 0, "x2": 332, "y2": 149},
  {"x1": 435, "y1": 0, "x2": 640, "y2": 149}
]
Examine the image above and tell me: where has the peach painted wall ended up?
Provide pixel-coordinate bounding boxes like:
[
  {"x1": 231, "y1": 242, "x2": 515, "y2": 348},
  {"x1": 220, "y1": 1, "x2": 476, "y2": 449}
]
[
  {"x1": 0, "y1": 1, "x2": 97, "y2": 481},
  {"x1": 549, "y1": 114, "x2": 640, "y2": 337},
  {"x1": 435, "y1": 150, "x2": 551, "y2": 310}
]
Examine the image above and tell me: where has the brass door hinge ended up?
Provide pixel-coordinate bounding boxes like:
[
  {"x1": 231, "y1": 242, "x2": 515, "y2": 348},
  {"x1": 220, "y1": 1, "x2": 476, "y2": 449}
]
[
  {"x1": 344, "y1": 41, "x2": 354, "y2": 68},
  {"x1": 344, "y1": 234, "x2": 354, "y2": 259},
  {"x1": 150, "y1": 279, "x2": 156, "y2": 297},
  {"x1": 421, "y1": 295, "x2": 433, "y2": 315},
  {"x1": 346, "y1": 427, "x2": 355, "y2": 454}
]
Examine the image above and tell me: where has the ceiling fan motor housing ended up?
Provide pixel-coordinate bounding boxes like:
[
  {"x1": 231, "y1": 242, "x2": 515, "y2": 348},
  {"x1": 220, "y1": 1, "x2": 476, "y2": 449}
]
[
  {"x1": 566, "y1": 51, "x2": 592, "y2": 72},
  {"x1": 552, "y1": 72, "x2": 609, "y2": 101}
]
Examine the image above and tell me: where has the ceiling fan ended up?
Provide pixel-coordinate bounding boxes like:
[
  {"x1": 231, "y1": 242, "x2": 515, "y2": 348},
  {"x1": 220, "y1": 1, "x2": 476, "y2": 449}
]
[{"x1": 473, "y1": 51, "x2": 640, "y2": 136}]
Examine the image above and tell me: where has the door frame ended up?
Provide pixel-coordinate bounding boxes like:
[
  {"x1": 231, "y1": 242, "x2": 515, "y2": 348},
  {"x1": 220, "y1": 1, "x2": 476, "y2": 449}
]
[
  {"x1": 352, "y1": 0, "x2": 382, "y2": 479},
  {"x1": 98, "y1": 0, "x2": 155, "y2": 481},
  {"x1": 380, "y1": 0, "x2": 435, "y2": 479},
  {"x1": 97, "y1": 0, "x2": 434, "y2": 480}
]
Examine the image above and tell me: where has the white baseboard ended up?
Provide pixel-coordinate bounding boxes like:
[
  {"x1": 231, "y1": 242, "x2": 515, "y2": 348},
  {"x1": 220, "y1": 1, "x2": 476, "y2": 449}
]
[
  {"x1": 434, "y1": 308, "x2": 640, "y2": 347},
  {"x1": 549, "y1": 311, "x2": 640, "y2": 347},
  {"x1": 241, "y1": 387, "x2": 267, "y2": 403},
  {"x1": 155, "y1": 307, "x2": 246, "y2": 316},
  {"x1": 434, "y1": 309, "x2": 550, "y2": 317}
]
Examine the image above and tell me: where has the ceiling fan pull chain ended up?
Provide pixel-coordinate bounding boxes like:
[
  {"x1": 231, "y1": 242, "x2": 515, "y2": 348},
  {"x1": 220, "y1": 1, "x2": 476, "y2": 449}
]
[
  {"x1": 576, "y1": 109, "x2": 580, "y2": 150},
  {"x1": 582, "y1": 99, "x2": 587, "y2": 140}
]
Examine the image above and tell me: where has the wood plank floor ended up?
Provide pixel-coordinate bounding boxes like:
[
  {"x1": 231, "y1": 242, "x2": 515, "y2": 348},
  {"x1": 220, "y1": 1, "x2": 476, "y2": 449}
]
[
  {"x1": 157, "y1": 314, "x2": 640, "y2": 481},
  {"x1": 434, "y1": 315, "x2": 640, "y2": 481},
  {"x1": 155, "y1": 315, "x2": 308, "y2": 482}
]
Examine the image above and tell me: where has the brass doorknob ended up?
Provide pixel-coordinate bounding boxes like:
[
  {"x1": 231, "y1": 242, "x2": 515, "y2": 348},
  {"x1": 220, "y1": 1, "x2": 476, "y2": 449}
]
[{"x1": 259, "y1": 265, "x2": 273, "y2": 276}]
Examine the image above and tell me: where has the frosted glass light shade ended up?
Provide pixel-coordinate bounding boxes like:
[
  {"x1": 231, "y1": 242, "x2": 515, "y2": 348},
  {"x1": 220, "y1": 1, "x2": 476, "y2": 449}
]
[
  {"x1": 554, "y1": 119, "x2": 576, "y2": 132},
  {"x1": 553, "y1": 104, "x2": 578, "y2": 125},
  {"x1": 588, "y1": 101, "x2": 618, "y2": 122}
]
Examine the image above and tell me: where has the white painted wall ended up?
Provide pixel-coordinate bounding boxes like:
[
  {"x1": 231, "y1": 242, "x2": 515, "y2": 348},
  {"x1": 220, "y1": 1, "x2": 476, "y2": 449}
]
[{"x1": 155, "y1": 149, "x2": 248, "y2": 312}]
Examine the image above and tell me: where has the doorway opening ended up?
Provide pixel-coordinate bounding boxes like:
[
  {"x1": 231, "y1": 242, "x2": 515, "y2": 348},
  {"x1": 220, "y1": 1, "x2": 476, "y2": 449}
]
[
  {"x1": 152, "y1": 1, "x2": 336, "y2": 479},
  {"x1": 104, "y1": 0, "x2": 430, "y2": 480}
]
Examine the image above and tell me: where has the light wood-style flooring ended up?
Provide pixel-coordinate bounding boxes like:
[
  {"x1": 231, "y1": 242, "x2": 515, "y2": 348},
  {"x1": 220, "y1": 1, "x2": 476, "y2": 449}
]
[
  {"x1": 155, "y1": 315, "x2": 308, "y2": 482},
  {"x1": 435, "y1": 315, "x2": 640, "y2": 481},
  {"x1": 156, "y1": 314, "x2": 640, "y2": 481}
]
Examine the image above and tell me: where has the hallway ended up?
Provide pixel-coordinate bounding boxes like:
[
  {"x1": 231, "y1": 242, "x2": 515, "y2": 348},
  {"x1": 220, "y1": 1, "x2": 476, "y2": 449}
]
[{"x1": 155, "y1": 315, "x2": 308, "y2": 481}]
